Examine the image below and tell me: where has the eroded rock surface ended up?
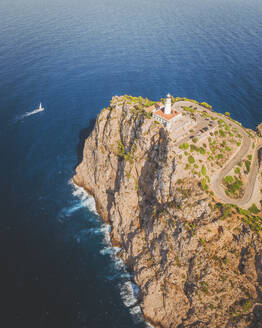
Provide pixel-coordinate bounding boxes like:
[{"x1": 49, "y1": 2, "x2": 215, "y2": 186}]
[
  {"x1": 74, "y1": 96, "x2": 262, "y2": 328},
  {"x1": 257, "y1": 122, "x2": 262, "y2": 137}
]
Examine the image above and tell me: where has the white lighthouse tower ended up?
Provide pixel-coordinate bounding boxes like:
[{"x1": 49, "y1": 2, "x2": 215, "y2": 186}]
[{"x1": 164, "y1": 93, "x2": 172, "y2": 115}]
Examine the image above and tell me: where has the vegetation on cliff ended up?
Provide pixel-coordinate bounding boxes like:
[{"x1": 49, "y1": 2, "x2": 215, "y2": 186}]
[{"x1": 74, "y1": 95, "x2": 262, "y2": 328}]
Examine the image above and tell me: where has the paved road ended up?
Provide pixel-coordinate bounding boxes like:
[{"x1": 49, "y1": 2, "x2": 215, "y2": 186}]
[
  {"x1": 211, "y1": 141, "x2": 261, "y2": 206},
  {"x1": 174, "y1": 101, "x2": 260, "y2": 206},
  {"x1": 205, "y1": 111, "x2": 260, "y2": 206}
]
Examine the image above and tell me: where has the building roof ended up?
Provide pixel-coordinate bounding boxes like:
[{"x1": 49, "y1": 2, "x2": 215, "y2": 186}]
[
  {"x1": 144, "y1": 102, "x2": 162, "y2": 113},
  {"x1": 154, "y1": 108, "x2": 181, "y2": 122}
]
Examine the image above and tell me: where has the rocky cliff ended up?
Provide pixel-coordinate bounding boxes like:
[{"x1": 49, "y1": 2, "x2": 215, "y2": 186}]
[{"x1": 74, "y1": 96, "x2": 262, "y2": 328}]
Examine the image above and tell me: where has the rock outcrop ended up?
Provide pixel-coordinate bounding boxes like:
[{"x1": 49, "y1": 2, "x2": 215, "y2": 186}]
[
  {"x1": 74, "y1": 96, "x2": 262, "y2": 328},
  {"x1": 257, "y1": 122, "x2": 262, "y2": 137}
]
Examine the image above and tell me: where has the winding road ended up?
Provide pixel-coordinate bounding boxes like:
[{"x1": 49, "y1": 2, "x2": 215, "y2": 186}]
[
  {"x1": 208, "y1": 115, "x2": 261, "y2": 207},
  {"x1": 173, "y1": 101, "x2": 261, "y2": 207}
]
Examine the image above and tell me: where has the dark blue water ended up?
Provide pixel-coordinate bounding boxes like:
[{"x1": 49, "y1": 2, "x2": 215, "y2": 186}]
[{"x1": 0, "y1": 0, "x2": 261, "y2": 327}]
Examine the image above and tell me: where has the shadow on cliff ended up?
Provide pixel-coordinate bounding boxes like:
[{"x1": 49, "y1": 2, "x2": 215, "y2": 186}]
[
  {"x1": 135, "y1": 127, "x2": 170, "y2": 274},
  {"x1": 105, "y1": 106, "x2": 146, "y2": 226},
  {"x1": 258, "y1": 146, "x2": 262, "y2": 167},
  {"x1": 75, "y1": 118, "x2": 96, "y2": 168},
  {"x1": 137, "y1": 127, "x2": 168, "y2": 226},
  {"x1": 129, "y1": 127, "x2": 171, "y2": 275}
]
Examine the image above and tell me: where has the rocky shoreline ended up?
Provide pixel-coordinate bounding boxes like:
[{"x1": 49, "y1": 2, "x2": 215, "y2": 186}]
[{"x1": 74, "y1": 96, "x2": 262, "y2": 328}]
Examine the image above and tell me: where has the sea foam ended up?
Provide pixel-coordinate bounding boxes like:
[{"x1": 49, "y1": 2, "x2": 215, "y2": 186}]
[{"x1": 70, "y1": 180, "x2": 150, "y2": 325}]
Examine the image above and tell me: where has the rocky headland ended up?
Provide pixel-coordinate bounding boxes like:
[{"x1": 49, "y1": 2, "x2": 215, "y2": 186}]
[{"x1": 74, "y1": 95, "x2": 262, "y2": 328}]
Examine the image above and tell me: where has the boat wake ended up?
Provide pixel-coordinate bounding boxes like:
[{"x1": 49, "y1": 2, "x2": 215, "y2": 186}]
[
  {"x1": 70, "y1": 180, "x2": 152, "y2": 326},
  {"x1": 23, "y1": 108, "x2": 44, "y2": 117},
  {"x1": 15, "y1": 103, "x2": 45, "y2": 121}
]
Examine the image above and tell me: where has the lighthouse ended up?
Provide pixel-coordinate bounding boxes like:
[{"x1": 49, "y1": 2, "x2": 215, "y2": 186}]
[
  {"x1": 152, "y1": 93, "x2": 182, "y2": 130},
  {"x1": 164, "y1": 93, "x2": 172, "y2": 115}
]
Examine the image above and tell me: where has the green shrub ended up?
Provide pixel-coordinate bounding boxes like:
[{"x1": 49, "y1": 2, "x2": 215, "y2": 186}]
[
  {"x1": 231, "y1": 179, "x2": 243, "y2": 192},
  {"x1": 192, "y1": 137, "x2": 198, "y2": 143},
  {"x1": 225, "y1": 112, "x2": 230, "y2": 117},
  {"x1": 245, "y1": 160, "x2": 251, "y2": 174},
  {"x1": 125, "y1": 170, "x2": 131, "y2": 179},
  {"x1": 182, "y1": 106, "x2": 195, "y2": 114},
  {"x1": 200, "y1": 281, "x2": 209, "y2": 294},
  {"x1": 188, "y1": 155, "x2": 195, "y2": 164},
  {"x1": 199, "y1": 238, "x2": 206, "y2": 247},
  {"x1": 179, "y1": 142, "x2": 189, "y2": 150},
  {"x1": 243, "y1": 300, "x2": 252, "y2": 312},
  {"x1": 234, "y1": 167, "x2": 241, "y2": 175},
  {"x1": 200, "y1": 102, "x2": 212, "y2": 109},
  {"x1": 117, "y1": 140, "x2": 133, "y2": 163},
  {"x1": 144, "y1": 111, "x2": 152, "y2": 119},
  {"x1": 199, "y1": 147, "x2": 206, "y2": 154},
  {"x1": 201, "y1": 178, "x2": 208, "y2": 191},
  {"x1": 224, "y1": 124, "x2": 230, "y2": 132},
  {"x1": 241, "y1": 214, "x2": 262, "y2": 233},
  {"x1": 248, "y1": 204, "x2": 260, "y2": 214},
  {"x1": 221, "y1": 204, "x2": 233, "y2": 219},
  {"x1": 201, "y1": 165, "x2": 207, "y2": 176},
  {"x1": 224, "y1": 176, "x2": 232, "y2": 184},
  {"x1": 237, "y1": 207, "x2": 250, "y2": 216},
  {"x1": 144, "y1": 97, "x2": 156, "y2": 107},
  {"x1": 219, "y1": 129, "x2": 226, "y2": 137},
  {"x1": 133, "y1": 177, "x2": 138, "y2": 190},
  {"x1": 117, "y1": 140, "x2": 125, "y2": 156},
  {"x1": 123, "y1": 95, "x2": 157, "y2": 108},
  {"x1": 223, "y1": 176, "x2": 243, "y2": 196}
]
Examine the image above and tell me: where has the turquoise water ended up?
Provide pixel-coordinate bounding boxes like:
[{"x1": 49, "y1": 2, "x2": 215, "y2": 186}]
[{"x1": 0, "y1": 0, "x2": 261, "y2": 327}]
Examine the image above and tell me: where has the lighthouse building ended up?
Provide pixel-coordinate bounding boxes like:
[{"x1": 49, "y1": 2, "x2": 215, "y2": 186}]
[{"x1": 152, "y1": 93, "x2": 182, "y2": 130}]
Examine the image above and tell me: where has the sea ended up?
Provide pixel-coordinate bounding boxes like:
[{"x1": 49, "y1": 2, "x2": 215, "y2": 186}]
[{"x1": 0, "y1": 0, "x2": 261, "y2": 327}]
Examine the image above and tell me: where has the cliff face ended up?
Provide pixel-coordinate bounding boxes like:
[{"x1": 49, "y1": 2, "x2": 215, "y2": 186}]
[{"x1": 74, "y1": 96, "x2": 262, "y2": 328}]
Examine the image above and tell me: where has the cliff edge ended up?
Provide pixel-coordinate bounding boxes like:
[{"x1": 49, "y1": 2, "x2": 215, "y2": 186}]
[{"x1": 74, "y1": 95, "x2": 262, "y2": 328}]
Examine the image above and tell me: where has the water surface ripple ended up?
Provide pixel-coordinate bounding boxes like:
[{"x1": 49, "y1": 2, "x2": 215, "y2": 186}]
[{"x1": 0, "y1": 0, "x2": 261, "y2": 327}]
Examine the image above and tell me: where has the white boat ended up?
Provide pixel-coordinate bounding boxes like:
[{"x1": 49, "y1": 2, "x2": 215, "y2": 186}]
[
  {"x1": 37, "y1": 102, "x2": 44, "y2": 111},
  {"x1": 22, "y1": 102, "x2": 45, "y2": 118}
]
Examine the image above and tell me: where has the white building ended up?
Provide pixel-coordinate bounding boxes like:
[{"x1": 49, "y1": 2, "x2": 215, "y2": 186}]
[{"x1": 152, "y1": 93, "x2": 182, "y2": 129}]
